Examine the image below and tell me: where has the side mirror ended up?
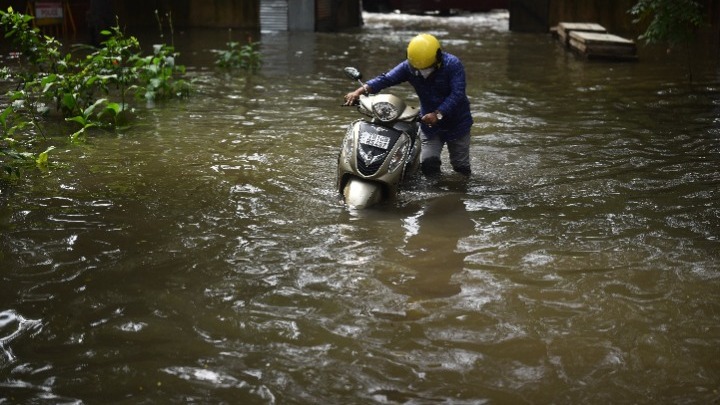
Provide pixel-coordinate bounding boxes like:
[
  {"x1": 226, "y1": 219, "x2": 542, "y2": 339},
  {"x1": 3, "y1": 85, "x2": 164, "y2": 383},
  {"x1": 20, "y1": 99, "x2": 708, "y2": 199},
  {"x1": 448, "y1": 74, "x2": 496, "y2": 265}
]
[{"x1": 344, "y1": 67, "x2": 362, "y2": 81}]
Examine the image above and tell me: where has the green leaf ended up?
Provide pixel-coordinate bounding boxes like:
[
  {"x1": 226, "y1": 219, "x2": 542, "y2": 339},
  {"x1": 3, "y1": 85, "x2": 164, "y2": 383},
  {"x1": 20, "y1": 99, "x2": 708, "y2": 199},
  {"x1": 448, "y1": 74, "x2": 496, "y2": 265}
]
[
  {"x1": 0, "y1": 106, "x2": 11, "y2": 126},
  {"x1": 104, "y1": 102, "x2": 122, "y2": 115},
  {"x1": 70, "y1": 127, "x2": 87, "y2": 143},
  {"x1": 66, "y1": 115, "x2": 87, "y2": 126},
  {"x1": 35, "y1": 145, "x2": 55, "y2": 167},
  {"x1": 84, "y1": 98, "x2": 108, "y2": 118},
  {"x1": 62, "y1": 93, "x2": 77, "y2": 112}
]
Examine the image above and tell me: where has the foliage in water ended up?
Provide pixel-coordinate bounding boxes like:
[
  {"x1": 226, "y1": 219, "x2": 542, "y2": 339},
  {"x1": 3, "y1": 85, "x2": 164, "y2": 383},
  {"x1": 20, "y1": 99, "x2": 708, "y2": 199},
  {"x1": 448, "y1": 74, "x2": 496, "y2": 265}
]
[
  {"x1": 213, "y1": 35, "x2": 263, "y2": 72},
  {"x1": 0, "y1": 6, "x2": 191, "y2": 179}
]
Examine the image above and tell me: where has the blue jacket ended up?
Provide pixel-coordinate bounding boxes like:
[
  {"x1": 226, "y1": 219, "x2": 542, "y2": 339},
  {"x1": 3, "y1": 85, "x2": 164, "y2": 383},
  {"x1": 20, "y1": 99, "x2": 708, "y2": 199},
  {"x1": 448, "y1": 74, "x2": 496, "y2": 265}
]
[{"x1": 366, "y1": 52, "x2": 473, "y2": 141}]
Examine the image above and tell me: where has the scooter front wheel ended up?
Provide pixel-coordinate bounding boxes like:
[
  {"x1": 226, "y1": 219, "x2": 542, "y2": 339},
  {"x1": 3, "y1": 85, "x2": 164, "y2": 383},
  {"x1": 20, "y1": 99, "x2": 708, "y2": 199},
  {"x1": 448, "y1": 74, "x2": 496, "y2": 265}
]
[{"x1": 342, "y1": 178, "x2": 383, "y2": 209}]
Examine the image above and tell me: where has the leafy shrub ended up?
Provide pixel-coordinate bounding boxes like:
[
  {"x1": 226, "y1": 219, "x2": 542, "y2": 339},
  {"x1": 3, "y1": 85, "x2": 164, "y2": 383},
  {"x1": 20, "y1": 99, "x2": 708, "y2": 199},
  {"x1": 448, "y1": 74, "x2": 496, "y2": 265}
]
[
  {"x1": 0, "y1": 6, "x2": 191, "y2": 178},
  {"x1": 630, "y1": 0, "x2": 704, "y2": 46},
  {"x1": 214, "y1": 35, "x2": 263, "y2": 72}
]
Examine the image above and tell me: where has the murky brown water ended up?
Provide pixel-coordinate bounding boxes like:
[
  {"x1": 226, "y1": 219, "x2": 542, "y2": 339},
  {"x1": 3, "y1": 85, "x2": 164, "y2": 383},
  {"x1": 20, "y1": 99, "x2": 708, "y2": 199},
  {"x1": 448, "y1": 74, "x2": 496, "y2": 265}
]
[{"x1": 1, "y1": 11, "x2": 719, "y2": 404}]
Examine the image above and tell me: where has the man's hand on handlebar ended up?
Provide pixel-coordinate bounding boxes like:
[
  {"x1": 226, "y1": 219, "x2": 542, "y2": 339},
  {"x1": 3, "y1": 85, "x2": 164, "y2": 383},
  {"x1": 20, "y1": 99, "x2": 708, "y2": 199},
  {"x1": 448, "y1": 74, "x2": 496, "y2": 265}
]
[
  {"x1": 343, "y1": 89, "x2": 362, "y2": 106},
  {"x1": 343, "y1": 85, "x2": 369, "y2": 106}
]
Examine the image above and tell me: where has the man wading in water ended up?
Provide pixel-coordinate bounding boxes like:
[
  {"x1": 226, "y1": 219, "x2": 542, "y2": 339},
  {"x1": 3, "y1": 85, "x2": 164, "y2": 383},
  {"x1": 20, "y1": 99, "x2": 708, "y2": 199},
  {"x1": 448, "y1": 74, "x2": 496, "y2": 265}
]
[{"x1": 344, "y1": 33, "x2": 474, "y2": 177}]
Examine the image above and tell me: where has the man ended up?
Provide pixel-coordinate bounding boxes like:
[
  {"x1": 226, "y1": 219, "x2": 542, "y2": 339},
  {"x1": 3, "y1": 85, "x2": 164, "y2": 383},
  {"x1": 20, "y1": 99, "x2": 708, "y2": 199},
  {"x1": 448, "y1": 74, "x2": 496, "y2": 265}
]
[{"x1": 344, "y1": 33, "x2": 473, "y2": 176}]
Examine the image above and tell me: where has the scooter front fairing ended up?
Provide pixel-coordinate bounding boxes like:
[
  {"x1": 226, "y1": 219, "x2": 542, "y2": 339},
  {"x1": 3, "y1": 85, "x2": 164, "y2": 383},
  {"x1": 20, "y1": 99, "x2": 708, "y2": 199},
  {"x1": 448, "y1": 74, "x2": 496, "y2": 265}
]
[{"x1": 337, "y1": 120, "x2": 415, "y2": 207}]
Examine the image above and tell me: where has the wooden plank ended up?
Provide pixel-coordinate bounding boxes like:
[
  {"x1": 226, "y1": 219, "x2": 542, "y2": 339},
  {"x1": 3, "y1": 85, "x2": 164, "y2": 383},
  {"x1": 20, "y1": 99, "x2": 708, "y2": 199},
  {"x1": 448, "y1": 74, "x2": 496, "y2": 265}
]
[
  {"x1": 554, "y1": 21, "x2": 637, "y2": 61},
  {"x1": 584, "y1": 50, "x2": 638, "y2": 61},
  {"x1": 569, "y1": 38, "x2": 587, "y2": 52},
  {"x1": 569, "y1": 31, "x2": 635, "y2": 46},
  {"x1": 569, "y1": 34, "x2": 638, "y2": 61},
  {"x1": 570, "y1": 39, "x2": 636, "y2": 55},
  {"x1": 557, "y1": 22, "x2": 606, "y2": 35},
  {"x1": 555, "y1": 22, "x2": 606, "y2": 46}
]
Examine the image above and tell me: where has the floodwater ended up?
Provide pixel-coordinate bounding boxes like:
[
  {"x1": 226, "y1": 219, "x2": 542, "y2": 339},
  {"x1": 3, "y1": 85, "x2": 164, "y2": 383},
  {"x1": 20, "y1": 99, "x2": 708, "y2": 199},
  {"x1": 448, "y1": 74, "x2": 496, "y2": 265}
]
[{"x1": 1, "y1": 10, "x2": 719, "y2": 404}]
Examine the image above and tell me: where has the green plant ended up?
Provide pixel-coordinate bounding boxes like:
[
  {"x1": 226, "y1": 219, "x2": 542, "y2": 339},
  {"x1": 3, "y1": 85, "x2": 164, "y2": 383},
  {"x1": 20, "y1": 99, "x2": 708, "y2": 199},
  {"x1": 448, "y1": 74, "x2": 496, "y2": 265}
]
[
  {"x1": 154, "y1": 9, "x2": 175, "y2": 48},
  {"x1": 84, "y1": 24, "x2": 142, "y2": 109},
  {"x1": 1, "y1": 105, "x2": 29, "y2": 177},
  {"x1": 630, "y1": 0, "x2": 704, "y2": 46},
  {"x1": 1, "y1": 104, "x2": 56, "y2": 177},
  {"x1": 630, "y1": 0, "x2": 705, "y2": 82},
  {"x1": 214, "y1": 33, "x2": 263, "y2": 72},
  {"x1": 0, "y1": 6, "x2": 191, "y2": 180},
  {"x1": 134, "y1": 43, "x2": 190, "y2": 103},
  {"x1": 66, "y1": 98, "x2": 110, "y2": 143}
]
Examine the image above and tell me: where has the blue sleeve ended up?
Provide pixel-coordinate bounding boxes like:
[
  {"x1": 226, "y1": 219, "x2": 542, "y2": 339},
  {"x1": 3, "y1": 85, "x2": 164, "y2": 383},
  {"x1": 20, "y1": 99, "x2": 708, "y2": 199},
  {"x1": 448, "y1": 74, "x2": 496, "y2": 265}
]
[{"x1": 366, "y1": 61, "x2": 411, "y2": 93}]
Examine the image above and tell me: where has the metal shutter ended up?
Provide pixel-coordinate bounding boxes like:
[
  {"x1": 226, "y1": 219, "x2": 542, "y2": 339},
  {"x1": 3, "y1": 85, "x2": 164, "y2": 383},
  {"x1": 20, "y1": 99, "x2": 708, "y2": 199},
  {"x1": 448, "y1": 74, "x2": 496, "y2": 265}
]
[{"x1": 260, "y1": 0, "x2": 288, "y2": 31}]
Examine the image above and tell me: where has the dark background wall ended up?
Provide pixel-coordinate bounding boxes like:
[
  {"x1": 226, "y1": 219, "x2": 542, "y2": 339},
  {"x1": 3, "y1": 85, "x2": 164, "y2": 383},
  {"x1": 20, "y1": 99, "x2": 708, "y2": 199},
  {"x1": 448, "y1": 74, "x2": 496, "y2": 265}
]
[
  {"x1": 4, "y1": 0, "x2": 261, "y2": 31},
  {"x1": 111, "y1": 0, "x2": 260, "y2": 29},
  {"x1": 5, "y1": 0, "x2": 719, "y2": 41},
  {"x1": 549, "y1": 0, "x2": 638, "y2": 34}
]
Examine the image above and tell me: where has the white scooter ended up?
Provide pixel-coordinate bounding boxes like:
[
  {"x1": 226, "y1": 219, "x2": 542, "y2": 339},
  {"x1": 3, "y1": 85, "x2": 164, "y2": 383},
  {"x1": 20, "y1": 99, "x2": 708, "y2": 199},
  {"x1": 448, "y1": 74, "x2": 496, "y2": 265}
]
[{"x1": 337, "y1": 67, "x2": 421, "y2": 209}]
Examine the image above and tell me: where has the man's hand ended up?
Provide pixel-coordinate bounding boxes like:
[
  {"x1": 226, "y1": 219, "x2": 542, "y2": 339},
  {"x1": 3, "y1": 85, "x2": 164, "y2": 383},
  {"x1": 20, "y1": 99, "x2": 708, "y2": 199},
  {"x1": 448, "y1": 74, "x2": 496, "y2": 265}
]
[
  {"x1": 421, "y1": 111, "x2": 440, "y2": 127},
  {"x1": 343, "y1": 86, "x2": 367, "y2": 106},
  {"x1": 343, "y1": 90, "x2": 362, "y2": 105}
]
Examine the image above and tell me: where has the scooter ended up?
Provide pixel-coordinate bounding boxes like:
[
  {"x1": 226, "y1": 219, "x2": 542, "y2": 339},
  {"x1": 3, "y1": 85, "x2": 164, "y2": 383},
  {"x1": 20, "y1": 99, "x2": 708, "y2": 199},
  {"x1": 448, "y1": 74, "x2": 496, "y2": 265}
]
[{"x1": 337, "y1": 67, "x2": 421, "y2": 209}]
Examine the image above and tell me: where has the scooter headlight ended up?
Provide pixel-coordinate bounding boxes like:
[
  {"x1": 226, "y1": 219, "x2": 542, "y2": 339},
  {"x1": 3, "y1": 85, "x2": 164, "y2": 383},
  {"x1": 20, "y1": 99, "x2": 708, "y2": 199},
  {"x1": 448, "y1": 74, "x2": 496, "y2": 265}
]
[
  {"x1": 387, "y1": 140, "x2": 409, "y2": 173},
  {"x1": 372, "y1": 101, "x2": 400, "y2": 122}
]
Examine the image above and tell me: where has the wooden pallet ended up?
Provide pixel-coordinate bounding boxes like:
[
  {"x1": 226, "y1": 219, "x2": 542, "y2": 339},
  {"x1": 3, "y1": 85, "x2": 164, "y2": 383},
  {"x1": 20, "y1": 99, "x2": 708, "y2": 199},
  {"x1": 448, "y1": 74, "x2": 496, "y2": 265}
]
[
  {"x1": 555, "y1": 22, "x2": 607, "y2": 47},
  {"x1": 568, "y1": 31, "x2": 637, "y2": 61}
]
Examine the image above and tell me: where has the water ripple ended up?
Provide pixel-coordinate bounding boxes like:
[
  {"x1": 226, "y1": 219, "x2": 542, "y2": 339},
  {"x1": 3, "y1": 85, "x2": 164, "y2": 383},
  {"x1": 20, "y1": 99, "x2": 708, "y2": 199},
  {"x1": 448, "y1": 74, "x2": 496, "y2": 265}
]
[{"x1": 0, "y1": 310, "x2": 42, "y2": 365}]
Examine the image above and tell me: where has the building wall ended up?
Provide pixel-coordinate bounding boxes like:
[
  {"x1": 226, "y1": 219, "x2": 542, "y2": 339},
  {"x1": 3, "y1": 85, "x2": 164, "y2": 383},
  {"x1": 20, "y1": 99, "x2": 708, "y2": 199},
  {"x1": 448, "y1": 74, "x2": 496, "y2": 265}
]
[
  {"x1": 109, "y1": 0, "x2": 260, "y2": 29},
  {"x1": 508, "y1": 0, "x2": 550, "y2": 32},
  {"x1": 510, "y1": 0, "x2": 637, "y2": 33},
  {"x1": 109, "y1": 0, "x2": 360, "y2": 31},
  {"x1": 315, "y1": 0, "x2": 363, "y2": 31},
  {"x1": 187, "y1": 0, "x2": 260, "y2": 29},
  {"x1": 548, "y1": 0, "x2": 637, "y2": 34}
]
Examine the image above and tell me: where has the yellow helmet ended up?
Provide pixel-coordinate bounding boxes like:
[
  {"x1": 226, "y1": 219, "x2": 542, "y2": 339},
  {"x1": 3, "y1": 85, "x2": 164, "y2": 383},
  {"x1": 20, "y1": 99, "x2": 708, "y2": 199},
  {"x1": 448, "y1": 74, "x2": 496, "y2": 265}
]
[{"x1": 407, "y1": 33, "x2": 441, "y2": 70}]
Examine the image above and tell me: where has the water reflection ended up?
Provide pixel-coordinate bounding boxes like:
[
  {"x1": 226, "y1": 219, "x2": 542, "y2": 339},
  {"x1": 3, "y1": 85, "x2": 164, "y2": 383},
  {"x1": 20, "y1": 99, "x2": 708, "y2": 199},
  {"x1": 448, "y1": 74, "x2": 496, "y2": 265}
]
[
  {"x1": 260, "y1": 31, "x2": 317, "y2": 77},
  {"x1": 0, "y1": 310, "x2": 42, "y2": 365},
  {"x1": 379, "y1": 193, "x2": 475, "y2": 299}
]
